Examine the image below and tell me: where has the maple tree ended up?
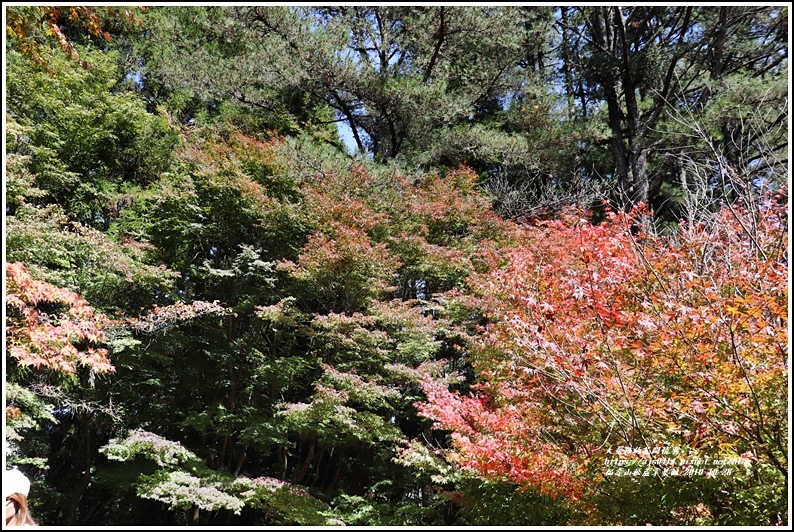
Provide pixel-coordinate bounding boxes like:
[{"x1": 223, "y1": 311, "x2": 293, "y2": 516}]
[
  {"x1": 6, "y1": 5, "x2": 145, "y2": 69},
  {"x1": 5, "y1": 261, "x2": 115, "y2": 472},
  {"x1": 5, "y1": 262, "x2": 114, "y2": 375},
  {"x1": 415, "y1": 194, "x2": 788, "y2": 524}
]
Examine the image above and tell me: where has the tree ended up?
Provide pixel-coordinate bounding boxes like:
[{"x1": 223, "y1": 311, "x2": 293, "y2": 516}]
[
  {"x1": 5, "y1": 261, "x2": 116, "y2": 521},
  {"x1": 5, "y1": 262, "x2": 114, "y2": 376},
  {"x1": 134, "y1": 6, "x2": 567, "y2": 170},
  {"x1": 6, "y1": 45, "x2": 178, "y2": 226},
  {"x1": 415, "y1": 195, "x2": 788, "y2": 524},
  {"x1": 91, "y1": 119, "x2": 524, "y2": 524},
  {"x1": 662, "y1": 6, "x2": 788, "y2": 218},
  {"x1": 557, "y1": 6, "x2": 787, "y2": 210},
  {"x1": 561, "y1": 7, "x2": 697, "y2": 207},
  {"x1": 5, "y1": 5, "x2": 145, "y2": 69}
]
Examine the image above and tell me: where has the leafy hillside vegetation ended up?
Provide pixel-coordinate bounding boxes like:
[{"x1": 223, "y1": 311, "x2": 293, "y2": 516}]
[{"x1": 4, "y1": 6, "x2": 788, "y2": 526}]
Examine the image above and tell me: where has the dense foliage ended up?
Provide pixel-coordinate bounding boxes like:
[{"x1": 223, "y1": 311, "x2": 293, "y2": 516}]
[
  {"x1": 4, "y1": 5, "x2": 788, "y2": 526},
  {"x1": 418, "y1": 200, "x2": 788, "y2": 524}
]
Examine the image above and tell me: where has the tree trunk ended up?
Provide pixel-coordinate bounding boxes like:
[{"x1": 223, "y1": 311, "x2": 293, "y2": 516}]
[
  {"x1": 64, "y1": 413, "x2": 93, "y2": 526},
  {"x1": 292, "y1": 434, "x2": 316, "y2": 484},
  {"x1": 590, "y1": 6, "x2": 650, "y2": 209},
  {"x1": 560, "y1": 7, "x2": 575, "y2": 117},
  {"x1": 186, "y1": 506, "x2": 200, "y2": 526}
]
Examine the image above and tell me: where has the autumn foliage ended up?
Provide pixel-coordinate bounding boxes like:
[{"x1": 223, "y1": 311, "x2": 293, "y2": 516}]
[
  {"x1": 6, "y1": 262, "x2": 114, "y2": 375},
  {"x1": 6, "y1": 6, "x2": 146, "y2": 69},
  {"x1": 416, "y1": 197, "x2": 788, "y2": 515}
]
